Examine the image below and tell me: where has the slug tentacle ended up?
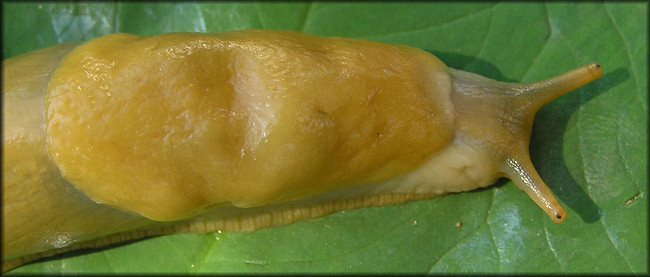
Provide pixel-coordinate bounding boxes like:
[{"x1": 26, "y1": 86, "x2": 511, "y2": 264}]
[
  {"x1": 502, "y1": 156, "x2": 567, "y2": 223},
  {"x1": 504, "y1": 63, "x2": 602, "y2": 223},
  {"x1": 514, "y1": 63, "x2": 603, "y2": 117},
  {"x1": 448, "y1": 63, "x2": 602, "y2": 223},
  {"x1": 3, "y1": 30, "x2": 604, "y2": 272}
]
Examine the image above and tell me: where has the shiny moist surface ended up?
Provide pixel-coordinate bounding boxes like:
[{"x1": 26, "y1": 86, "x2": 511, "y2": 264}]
[{"x1": 45, "y1": 30, "x2": 454, "y2": 221}]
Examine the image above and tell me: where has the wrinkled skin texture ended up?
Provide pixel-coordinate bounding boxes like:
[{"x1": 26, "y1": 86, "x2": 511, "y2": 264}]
[
  {"x1": 2, "y1": 30, "x2": 602, "y2": 272},
  {"x1": 45, "y1": 31, "x2": 455, "y2": 221}
]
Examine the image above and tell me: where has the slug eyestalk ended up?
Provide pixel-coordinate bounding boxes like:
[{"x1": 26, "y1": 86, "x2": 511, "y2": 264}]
[{"x1": 449, "y1": 63, "x2": 602, "y2": 223}]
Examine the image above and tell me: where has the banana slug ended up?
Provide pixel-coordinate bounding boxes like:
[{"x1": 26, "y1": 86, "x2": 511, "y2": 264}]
[{"x1": 2, "y1": 29, "x2": 603, "y2": 272}]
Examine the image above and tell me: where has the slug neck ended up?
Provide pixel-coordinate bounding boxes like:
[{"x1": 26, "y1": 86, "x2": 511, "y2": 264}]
[
  {"x1": 447, "y1": 64, "x2": 602, "y2": 223},
  {"x1": 449, "y1": 68, "x2": 534, "y2": 158}
]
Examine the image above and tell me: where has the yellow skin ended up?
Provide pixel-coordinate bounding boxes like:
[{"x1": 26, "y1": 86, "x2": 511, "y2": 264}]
[
  {"x1": 45, "y1": 31, "x2": 454, "y2": 221},
  {"x1": 2, "y1": 30, "x2": 602, "y2": 272}
]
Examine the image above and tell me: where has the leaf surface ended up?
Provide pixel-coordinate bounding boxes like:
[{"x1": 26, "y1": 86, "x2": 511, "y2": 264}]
[{"x1": 2, "y1": 2, "x2": 647, "y2": 274}]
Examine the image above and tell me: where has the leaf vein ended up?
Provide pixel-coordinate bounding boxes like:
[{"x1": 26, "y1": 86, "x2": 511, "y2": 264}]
[
  {"x1": 543, "y1": 225, "x2": 563, "y2": 270},
  {"x1": 604, "y1": 4, "x2": 643, "y2": 111},
  {"x1": 113, "y1": 2, "x2": 120, "y2": 32},
  {"x1": 194, "y1": 233, "x2": 219, "y2": 273},
  {"x1": 299, "y1": 2, "x2": 313, "y2": 32},
  {"x1": 194, "y1": 3, "x2": 207, "y2": 32},
  {"x1": 468, "y1": 5, "x2": 493, "y2": 67},
  {"x1": 486, "y1": 190, "x2": 501, "y2": 272},
  {"x1": 427, "y1": 220, "x2": 491, "y2": 272},
  {"x1": 253, "y1": 3, "x2": 265, "y2": 29},
  {"x1": 364, "y1": 5, "x2": 496, "y2": 40},
  {"x1": 518, "y1": 4, "x2": 553, "y2": 81},
  {"x1": 599, "y1": 219, "x2": 634, "y2": 271}
]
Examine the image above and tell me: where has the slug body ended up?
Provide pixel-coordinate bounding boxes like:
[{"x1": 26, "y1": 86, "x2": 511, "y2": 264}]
[{"x1": 2, "y1": 30, "x2": 603, "y2": 271}]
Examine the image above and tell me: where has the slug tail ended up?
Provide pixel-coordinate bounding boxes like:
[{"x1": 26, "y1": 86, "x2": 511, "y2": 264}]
[
  {"x1": 501, "y1": 154, "x2": 567, "y2": 223},
  {"x1": 517, "y1": 63, "x2": 603, "y2": 113}
]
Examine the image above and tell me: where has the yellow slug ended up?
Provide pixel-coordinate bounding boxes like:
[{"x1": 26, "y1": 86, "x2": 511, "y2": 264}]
[{"x1": 2, "y1": 29, "x2": 603, "y2": 272}]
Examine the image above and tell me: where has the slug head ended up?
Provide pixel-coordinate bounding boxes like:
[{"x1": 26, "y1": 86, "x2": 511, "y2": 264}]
[{"x1": 449, "y1": 63, "x2": 603, "y2": 223}]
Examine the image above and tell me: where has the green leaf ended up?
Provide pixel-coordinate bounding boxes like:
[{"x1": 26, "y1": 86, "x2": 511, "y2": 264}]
[{"x1": 3, "y1": 2, "x2": 646, "y2": 274}]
